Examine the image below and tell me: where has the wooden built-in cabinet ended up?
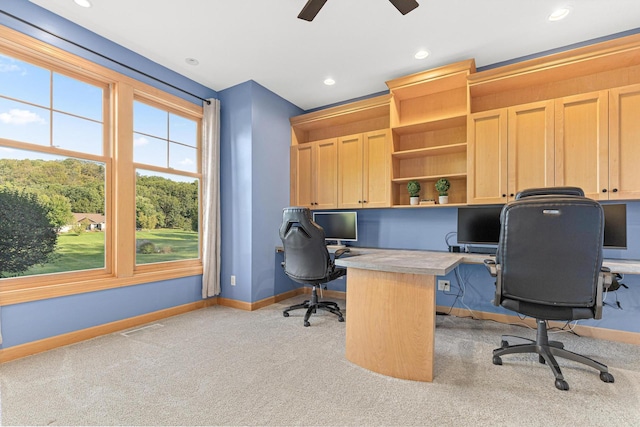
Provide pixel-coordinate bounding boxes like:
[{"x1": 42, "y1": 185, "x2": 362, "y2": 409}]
[
  {"x1": 468, "y1": 100, "x2": 555, "y2": 204},
  {"x1": 291, "y1": 138, "x2": 338, "y2": 209},
  {"x1": 289, "y1": 95, "x2": 391, "y2": 209},
  {"x1": 468, "y1": 34, "x2": 640, "y2": 204},
  {"x1": 386, "y1": 60, "x2": 475, "y2": 206},
  {"x1": 291, "y1": 33, "x2": 640, "y2": 210},
  {"x1": 337, "y1": 129, "x2": 391, "y2": 208}
]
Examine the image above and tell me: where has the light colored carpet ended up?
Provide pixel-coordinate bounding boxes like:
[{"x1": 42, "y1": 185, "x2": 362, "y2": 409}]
[{"x1": 1, "y1": 295, "x2": 639, "y2": 426}]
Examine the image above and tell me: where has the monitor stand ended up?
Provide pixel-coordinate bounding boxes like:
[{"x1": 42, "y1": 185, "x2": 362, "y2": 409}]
[
  {"x1": 467, "y1": 245, "x2": 497, "y2": 255},
  {"x1": 327, "y1": 240, "x2": 346, "y2": 252}
]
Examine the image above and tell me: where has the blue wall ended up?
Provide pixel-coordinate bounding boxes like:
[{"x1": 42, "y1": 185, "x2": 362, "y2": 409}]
[
  {"x1": 0, "y1": 276, "x2": 202, "y2": 347},
  {"x1": 218, "y1": 81, "x2": 303, "y2": 303},
  {"x1": 321, "y1": 202, "x2": 640, "y2": 334}
]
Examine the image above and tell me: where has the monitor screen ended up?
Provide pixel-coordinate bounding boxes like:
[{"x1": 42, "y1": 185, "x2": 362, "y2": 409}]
[
  {"x1": 457, "y1": 206, "x2": 502, "y2": 245},
  {"x1": 603, "y1": 204, "x2": 627, "y2": 249},
  {"x1": 456, "y1": 203, "x2": 627, "y2": 249},
  {"x1": 312, "y1": 211, "x2": 358, "y2": 243}
]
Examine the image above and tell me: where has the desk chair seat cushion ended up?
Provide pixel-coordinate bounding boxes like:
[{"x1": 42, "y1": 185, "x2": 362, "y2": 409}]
[{"x1": 500, "y1": 299, "x2": 594, "y2": 321}]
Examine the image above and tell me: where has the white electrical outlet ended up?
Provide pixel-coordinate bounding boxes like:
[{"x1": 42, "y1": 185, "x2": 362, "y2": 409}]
[
  {"x1": 230, "y1": 275, "x2": 236, "y2": 286},
  {"x1": 437, "y1": 280, "x2": 450, "y2": 292}
]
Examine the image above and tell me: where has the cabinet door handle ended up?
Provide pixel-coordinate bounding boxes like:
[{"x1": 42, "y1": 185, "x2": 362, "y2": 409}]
[
  {"x1": 602, "y1": 189, "x2": 608, "y2": 193},
  {"x1": 510, "y1": 193, "x2": 514, "y2": 197},
  {"x1": 363, "y1": 200, "x2": 367, "y2": 203},
  {"x1": 358, "y1": 200, "x2": 362, "y2": 203},
  {"x1": 612, "y1": 188, "x2": 618, "y2": 193},
  {"x1": 502, "y1": 194, "x2": 506, "y2": 198}
]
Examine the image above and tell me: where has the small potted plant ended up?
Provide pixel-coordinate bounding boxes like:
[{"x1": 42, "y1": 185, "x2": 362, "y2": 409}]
[
  {"x1": 435, "y1": 178, "x2": 450, "y2": 204},
  {"x1": 407, "y1": 180, "x2": 421, "y2": 205}
]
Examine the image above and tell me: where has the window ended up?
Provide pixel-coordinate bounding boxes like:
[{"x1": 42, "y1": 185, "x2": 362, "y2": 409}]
[
  {"x1": 0, "y1": 27, "x2": 203, "y2": 304},
  {"x1": 0, "y1": 53, "x2": 109, "y2": 280},
  {"x1": 133, "y1": 100, "x2": 201, "y2": 266}
]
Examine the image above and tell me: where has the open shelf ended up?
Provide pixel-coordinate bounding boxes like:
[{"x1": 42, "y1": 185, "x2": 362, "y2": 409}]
[
  {"x1": 393, "y1": 143, "x2": 467, "y2": 160},
  {"x1": 392, "y1": 115, "x2": 467, "y2": 136}
]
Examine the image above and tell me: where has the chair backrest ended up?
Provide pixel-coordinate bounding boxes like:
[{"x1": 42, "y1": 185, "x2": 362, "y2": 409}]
[
  {"x1": 279, "y1": 207, "x2": 331, "y2": 283},
  {"x1": 497, "y1": 189, "x2": 604, "y2": 314},
  {"x1": 515, "y1": 186, "x2": 584, "y2": 200}
]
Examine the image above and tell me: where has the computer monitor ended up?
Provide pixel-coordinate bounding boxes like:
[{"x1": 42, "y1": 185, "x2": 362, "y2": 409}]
[
  {"x1": 456, "y1": 203, "x2": 628, "y2": 249},
  {"x1": 312, "y1": 211, "x2": 358, "y2": 245},
  {"x1": 456, "y1": 206, "x2": 502, "y2": 246},
  {"x1": 603, "y1": 204, "x2": 627, "y2": 249}
]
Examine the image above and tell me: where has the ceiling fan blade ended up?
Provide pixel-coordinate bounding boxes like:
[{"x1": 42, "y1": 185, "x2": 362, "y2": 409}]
[
  {"x1": 298, "y1": 0, "x2": 328, "y2": 21},
  {"x1": 389, "y1": 0, "x2": 419, "y2": 15}
]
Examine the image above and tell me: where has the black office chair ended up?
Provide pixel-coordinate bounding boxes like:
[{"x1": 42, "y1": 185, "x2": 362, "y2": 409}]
[
  {"x1": 484, "y1": 187, "x2": 615, "y2": 391},
  {"x1": 279, "y1": 207, "x2": 346, "y2": 327}
]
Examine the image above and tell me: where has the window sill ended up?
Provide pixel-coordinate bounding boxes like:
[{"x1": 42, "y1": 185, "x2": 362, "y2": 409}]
[{"x1": 0, "y1": 264, "x2": 203, "y2": 306}]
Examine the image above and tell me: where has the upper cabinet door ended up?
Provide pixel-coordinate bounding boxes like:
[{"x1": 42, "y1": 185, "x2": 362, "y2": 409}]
[
  {"x1": 555, "y1": 91, "x2": 608, "y2": 200},
  {"x1": 362, "y1": 129, "x2": 391, "y2": 208},
  {"x1": 507, "y1": 100, "x2": 555, "y2": 199},
  {"x1": 337, "y1": 134, "x2": 364, "y2": 208},
  {"x1": 609, "y1": 84, "x2": 640, "y2": 200},
  {"x1": 467, "y1": 109, "x2": 508, "y2": 204},
  {"x1": 291, "y1": 144, "x2": 314, "y2": 208},
  {"x1": 314, "y1": 138, "x2": 339, "y2": 210}
]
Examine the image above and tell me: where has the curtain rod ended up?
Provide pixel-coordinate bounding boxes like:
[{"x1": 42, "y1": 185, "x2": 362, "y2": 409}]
[{"x1": 0, "y1": 10, "x2": 211, "y2": 105}]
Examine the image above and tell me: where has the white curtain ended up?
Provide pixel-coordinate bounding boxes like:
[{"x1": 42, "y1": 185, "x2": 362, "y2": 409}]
[{"x1": 201, "y1": 98, "x2": 221, "y2": 298}]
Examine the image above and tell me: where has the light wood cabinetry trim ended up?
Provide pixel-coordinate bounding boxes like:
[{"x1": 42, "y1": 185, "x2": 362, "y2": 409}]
[
  {"x1": 469, "y1": 33, "x2": 640, "y2": 112},
  {"x1": 290, "y1": 94, "x2": 391, "y2": 145}
]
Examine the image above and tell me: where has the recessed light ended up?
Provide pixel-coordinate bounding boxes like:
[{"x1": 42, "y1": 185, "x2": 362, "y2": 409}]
[
  {"x1": 324, "y1": 78, "x2": 335, "y2": 86},
  {"x1": 414, "y1": 50, "x2": 430, "y2": 60},
  {"x1": 548, "y1": 8, "x2": 570, "y2": 21},
  {"x1": 185, "y1": 58, "x2": 199, "y2": 66},
  {"x1": 74, "y1": 0, "x2": 92, "y2": 8}
]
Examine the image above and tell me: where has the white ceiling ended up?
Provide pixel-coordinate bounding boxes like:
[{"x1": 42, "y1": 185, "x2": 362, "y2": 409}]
[{"x1": 29, "y1": 0, "x2": 640, "y2": 110}]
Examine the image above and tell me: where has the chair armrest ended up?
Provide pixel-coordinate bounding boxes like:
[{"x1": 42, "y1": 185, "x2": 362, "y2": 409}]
[
  {"x1": 484, "y1": 259, "x2": 502, "y2": 306},
  {"x1": 595, "y1": 266, "x2": 613, "y2": 319},
  {"x1": 334, "y1": 248, "x2": 350, "y2": 258},
  {"x1": 484, "y1": 259, "x2": 498, "y2": 277}
]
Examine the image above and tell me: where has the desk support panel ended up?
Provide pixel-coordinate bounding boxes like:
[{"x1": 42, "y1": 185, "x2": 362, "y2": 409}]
[{"x1": 345, "y1": 268, "x2": 436, "y2": 382}]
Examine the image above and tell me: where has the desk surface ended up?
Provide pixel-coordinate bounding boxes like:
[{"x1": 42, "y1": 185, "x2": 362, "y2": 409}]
[{"x1": 335, "y1": 248, "x2": 640, "y2": 275}]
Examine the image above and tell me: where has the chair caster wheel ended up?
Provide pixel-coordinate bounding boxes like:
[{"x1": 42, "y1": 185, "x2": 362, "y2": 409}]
[
  {"x1": 500, "y1": 340, "x2": 509, "y2": 349},
  {"x1": 492, "y1": 356, "x2": 502, "y2": 365},
  {"x1": 338, "y1": 317, "x2": 344, "y2": 322},
  {"x1": 555, "y1": 379, "x2": 569, "y2": 391},
  {"x1": 304, "y1": 321, "x2": 310, "y2": 327},
  {"x1": 539, "y1": 355, "x2": 546, "y2": 364},
  {"x1": 283, "y1": 312, "x2": 289, "y2": 317},
  {"x1": 600, "y1": 372, "x2": 614, "y2": 383}
]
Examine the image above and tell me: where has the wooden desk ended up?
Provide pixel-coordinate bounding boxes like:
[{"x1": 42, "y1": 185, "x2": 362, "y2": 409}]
[
  {"x1": 334, "y1": 249, "x2": 640, "y2": 382},
  {"x1": 336, "y1": 250, "x2": 464, "y2": 382}
]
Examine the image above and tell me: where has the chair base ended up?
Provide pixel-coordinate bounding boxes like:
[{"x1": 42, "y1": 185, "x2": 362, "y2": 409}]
[
  {"x1": 492, "y1": 319, "x2": 614, "y2": 391},
  {"x1": 283, "y1": 285, "x2": 344, "y2": 327}
]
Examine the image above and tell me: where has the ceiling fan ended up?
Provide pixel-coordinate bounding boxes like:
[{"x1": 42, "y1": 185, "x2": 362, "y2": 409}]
[{"x1": 298, "y1": 0, "x2": 419, "y2": 21}]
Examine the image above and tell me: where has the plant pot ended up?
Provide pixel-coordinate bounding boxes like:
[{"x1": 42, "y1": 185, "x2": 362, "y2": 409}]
[
  {"x1": 410, "y1": 196, "x2": 420, "y2": 205},
  {"x1": 438, "y1": 195, "x2": 449, "y2": 205}
]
